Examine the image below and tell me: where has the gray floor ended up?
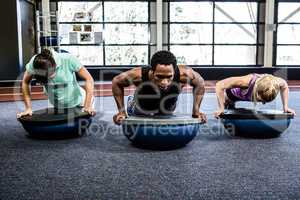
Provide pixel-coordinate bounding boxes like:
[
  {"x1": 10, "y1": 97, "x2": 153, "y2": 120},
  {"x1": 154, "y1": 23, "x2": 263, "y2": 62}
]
[{"x1": 1, "y1": 92, "x2": 300, "y2": 200}]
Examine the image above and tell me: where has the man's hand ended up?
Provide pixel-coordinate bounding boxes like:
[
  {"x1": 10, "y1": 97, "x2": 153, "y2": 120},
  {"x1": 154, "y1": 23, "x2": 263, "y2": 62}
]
[
  {"x1": 17, "y1": 108, "x2": 33, "y2": 118},
  {"x1": 113, "y1": 111, "x2": 127, "y2": 125},
  {"x1": 83, "y1": 106, "x2": 96, "y2": 116},
  {"x1": 192, "y1": 112, "x2": 207, "y2": 123}
]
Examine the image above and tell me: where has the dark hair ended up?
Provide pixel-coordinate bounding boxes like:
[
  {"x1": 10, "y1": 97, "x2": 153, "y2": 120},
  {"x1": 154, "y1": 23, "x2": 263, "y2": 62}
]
[
  {"x1": 150, "y1": 50, "x2": 177, "y2": 71},
  {"x1": 33, "y1": 49, "x2": 56, "y2": 71},
  {"x1": 33, "y1": 49, "x2": 56, "y2": 84}
]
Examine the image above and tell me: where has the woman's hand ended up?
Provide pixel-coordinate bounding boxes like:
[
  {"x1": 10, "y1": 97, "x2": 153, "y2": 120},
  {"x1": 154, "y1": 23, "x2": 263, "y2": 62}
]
[
  {"x1": 214, "y1": 109, "x2": 225, "y2": 119},
  {"x1": 284, "y1": 107, "x2": 296, "y2": 115},
  {"x1": 83, "y1": 106, "x2": 96, "y2": 116},
  {"x1": 17, "y1": 108, "x2": 33, "y2": 118}
]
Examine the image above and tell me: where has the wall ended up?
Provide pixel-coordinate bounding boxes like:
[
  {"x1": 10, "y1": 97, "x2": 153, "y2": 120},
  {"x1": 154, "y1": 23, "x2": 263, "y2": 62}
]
[
  {"x1": 20, "y1": 0, "x2": 36, "y2": 66},
  {"x1": 0, "y1": 0, "x2": 21, "y2": 81},
  {"x1": 0, "y1": 0, "x2": 36, "y2": 82}
]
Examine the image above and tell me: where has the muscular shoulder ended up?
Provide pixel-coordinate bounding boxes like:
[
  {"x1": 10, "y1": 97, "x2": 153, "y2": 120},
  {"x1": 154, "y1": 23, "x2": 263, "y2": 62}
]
[
  {"x1": 178, "y1": 65, "x2": 196, "y2": 83},
  {"x1": 113, "y1": 67, "x2": 142, "y2": 86}
]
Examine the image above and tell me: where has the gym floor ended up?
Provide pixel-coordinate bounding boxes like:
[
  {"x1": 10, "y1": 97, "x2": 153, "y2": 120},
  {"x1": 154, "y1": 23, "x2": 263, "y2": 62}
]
[{"x1": 1, "y1": 92, "x2": 300, "y2": 200}]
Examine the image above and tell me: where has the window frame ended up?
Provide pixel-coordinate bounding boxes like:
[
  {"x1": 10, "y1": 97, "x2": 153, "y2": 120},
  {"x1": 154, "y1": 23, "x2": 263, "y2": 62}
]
[
  {"x1": 275, "y1": 1, "x2": 300, "y2": 67},
  {"x1": 165, "y1": 0, "x2": 263, "y2": 67},
  {"x1": 57, "y1": 0, "x2": 155, "y2": 67}
]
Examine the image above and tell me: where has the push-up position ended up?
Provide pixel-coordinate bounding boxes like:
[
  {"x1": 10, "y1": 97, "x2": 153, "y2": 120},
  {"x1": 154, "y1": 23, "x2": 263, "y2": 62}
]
[
  {"x1": 17, "y1": 49, "x2": 96, "y2": 118},
  {"x1": 214, "y1": 73, "x2": 296, "y2": 118},
  {"x1": 112, "y1": 50, "x2": 207, "y2": 125}
]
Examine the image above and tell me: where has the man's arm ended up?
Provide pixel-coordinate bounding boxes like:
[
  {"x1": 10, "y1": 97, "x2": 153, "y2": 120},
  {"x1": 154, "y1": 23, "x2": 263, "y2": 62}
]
[
  {"x1": 179, "y1": 66, "x2": 206, "y2": 122},
  {"x1": 112, "y1": 67, "x2": 142, "y2": 124}
]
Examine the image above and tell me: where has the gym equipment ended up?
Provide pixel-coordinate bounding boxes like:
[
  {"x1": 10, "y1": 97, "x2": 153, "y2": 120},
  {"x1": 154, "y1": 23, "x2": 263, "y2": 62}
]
[
  {"x1": 122, "y1": 115, "x2": 203, "y2": 149},
  {"x1": 18, "y1": 107, "x2": 92, "y2": 139},
  {"x1": 219, "y1": 108, "x2": 294, "y2": 138}
]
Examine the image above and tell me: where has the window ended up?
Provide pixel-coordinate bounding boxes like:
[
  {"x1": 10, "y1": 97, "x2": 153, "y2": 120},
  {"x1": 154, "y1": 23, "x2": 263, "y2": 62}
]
[
  {"x1": 104, "y1": 2, "x2": 149, "y2": 66},
  {"x1": 58, "y1": 2, "x2": 102, "y2": 22},
  {"x1": 167, "y1": 1, "x2": 260, "y2": 66},
  {"x1": 57, "y1": 1, "x2": 263, "y2": 67},
  {"x1": 276, "y1": 2, "x2": 300, "y2": 66},
  {"x1": 168, "y1": 2, "x2": 213, "y2": 65},
  {"x1": 58, "y1": 1, "x2": 152, "y2": 66},
  {"x1": 58, "y1": 2, "x2": 104, "y2": 65}
]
